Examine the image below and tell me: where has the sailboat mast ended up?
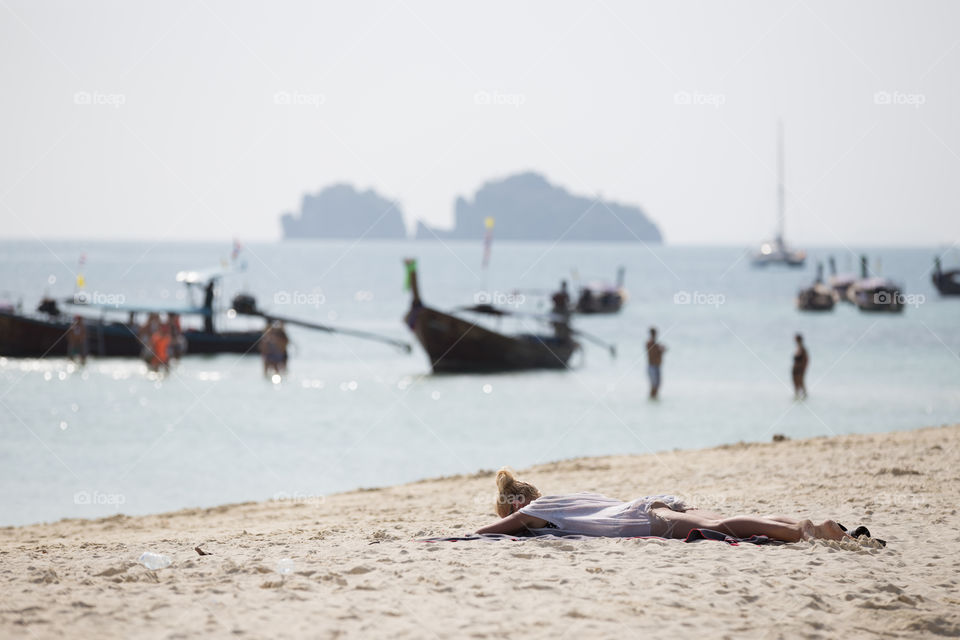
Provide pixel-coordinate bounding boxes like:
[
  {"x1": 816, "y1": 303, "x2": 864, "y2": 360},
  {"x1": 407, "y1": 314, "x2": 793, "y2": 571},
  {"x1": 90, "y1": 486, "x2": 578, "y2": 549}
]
[{"x1": 777, "y1": 120, "x2": 785, "y2": 242}]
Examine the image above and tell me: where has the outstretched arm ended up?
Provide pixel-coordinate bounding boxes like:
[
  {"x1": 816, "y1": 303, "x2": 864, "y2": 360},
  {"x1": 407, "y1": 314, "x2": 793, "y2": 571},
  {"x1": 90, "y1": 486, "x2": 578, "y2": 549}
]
[{"x1": 476, "y1": 511, "x2": 549, "y2": 535}]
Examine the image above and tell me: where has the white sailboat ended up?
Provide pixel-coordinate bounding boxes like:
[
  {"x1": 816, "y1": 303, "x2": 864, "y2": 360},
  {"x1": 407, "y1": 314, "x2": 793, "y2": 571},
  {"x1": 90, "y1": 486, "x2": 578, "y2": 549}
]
[{"x1": 752, "y1": 122, "x2": 806, "y2": 267}]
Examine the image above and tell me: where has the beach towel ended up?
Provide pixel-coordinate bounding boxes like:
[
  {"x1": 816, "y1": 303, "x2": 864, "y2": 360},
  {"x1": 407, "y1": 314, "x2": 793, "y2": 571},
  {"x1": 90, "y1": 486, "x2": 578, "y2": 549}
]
[{"x1": 417, "y1": 528, "x2": 774, "y2": 546}]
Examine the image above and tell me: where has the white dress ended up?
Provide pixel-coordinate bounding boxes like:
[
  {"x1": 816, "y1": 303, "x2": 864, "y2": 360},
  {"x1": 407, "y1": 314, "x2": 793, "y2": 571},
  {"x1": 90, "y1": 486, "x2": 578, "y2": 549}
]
[{"x1": 518, "y1": 492, "x2": 687, "y2": 537}]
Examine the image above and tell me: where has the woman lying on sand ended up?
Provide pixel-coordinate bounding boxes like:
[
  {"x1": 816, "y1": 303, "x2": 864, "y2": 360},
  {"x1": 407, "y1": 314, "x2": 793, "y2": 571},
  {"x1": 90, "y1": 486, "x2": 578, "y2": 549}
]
[{"x1": 476, "y1": 468, "x2": 851, "y2": 542}]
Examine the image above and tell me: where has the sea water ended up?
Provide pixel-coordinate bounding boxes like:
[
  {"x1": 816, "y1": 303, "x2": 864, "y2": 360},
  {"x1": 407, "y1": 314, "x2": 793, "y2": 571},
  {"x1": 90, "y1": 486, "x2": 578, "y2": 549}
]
[{"x1": 0, "y1": 240, "x2": 957, "y2": 526}]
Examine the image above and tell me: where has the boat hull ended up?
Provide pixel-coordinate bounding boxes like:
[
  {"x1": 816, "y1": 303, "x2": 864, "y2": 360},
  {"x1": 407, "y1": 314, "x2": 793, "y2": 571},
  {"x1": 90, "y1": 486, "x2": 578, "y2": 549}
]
[
  {"x1": 751, "y1": 253, "x2": 806, "y2": 267},
  {"x1": 847, "y1": 287, "x2": 904, "y2": 313},
  {"x1": 796, "y1": 286, "x2": 836, "y2": 311},
  {"x1": 404, "y1": 305, "x2": 577, "y2": 373},
  {"x1": 827, "y1": 277, "x2": 855, "y2": 302},
  {"x1": 933, "y1": 270, "x2": 960, "y2": 296},
  {"x1": 575, "y1": 289, "x2": 625, "y2": 314},
  {"x1": 0, "y1": 310, "x2": 263, "y2": 358}
]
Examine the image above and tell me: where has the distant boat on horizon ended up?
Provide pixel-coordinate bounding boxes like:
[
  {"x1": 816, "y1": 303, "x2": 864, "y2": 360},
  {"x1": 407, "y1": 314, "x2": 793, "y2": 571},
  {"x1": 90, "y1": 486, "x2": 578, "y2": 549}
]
[
  {"x1": 574, "y1": 267, "x2": 627, "y2": 315},
  {"x1": 752, "y1": 122, "x2": 806, "y2": 268},
  {"x1": 932, "y1": 255, "x2": 960, "y2": 296},
  {"x1": 827, "y1": 255, "x2": 857, "y2": 302},
  {"x1": 847, "y1": 255, "x2": 904, "y2": 313},
  {"x1": 796, "y1": 262, "x2": 836, "y2": 311}
]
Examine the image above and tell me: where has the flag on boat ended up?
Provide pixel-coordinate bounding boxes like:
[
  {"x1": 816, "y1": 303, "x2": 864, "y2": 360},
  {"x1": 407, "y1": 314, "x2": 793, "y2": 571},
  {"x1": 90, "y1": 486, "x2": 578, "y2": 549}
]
[
  {"x1": 76, "y1": 253, "x2": 86, "y2": 289},
  {"x1": 404, "y1": 259, "x2": 417, "y2": 291}
]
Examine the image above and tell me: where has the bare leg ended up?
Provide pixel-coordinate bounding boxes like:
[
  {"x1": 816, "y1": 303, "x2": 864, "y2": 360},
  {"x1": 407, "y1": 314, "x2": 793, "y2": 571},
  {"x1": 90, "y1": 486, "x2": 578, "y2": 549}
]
[
  {"x1": 650, "y1": 507, "x2": 848, "y2": 543},
  {"x1": 764, "y1": 515, "x2": 800, "y2": 525},
  {"x1": 686, "y1": 508, "x2": 725, "y2": 520}
]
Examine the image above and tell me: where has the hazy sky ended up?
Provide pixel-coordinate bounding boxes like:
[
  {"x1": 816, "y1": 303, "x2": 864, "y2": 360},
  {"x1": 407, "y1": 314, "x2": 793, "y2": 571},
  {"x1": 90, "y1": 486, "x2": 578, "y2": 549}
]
[{"x1": 2, "y1": 0, "x2": 959, "y2": 246}]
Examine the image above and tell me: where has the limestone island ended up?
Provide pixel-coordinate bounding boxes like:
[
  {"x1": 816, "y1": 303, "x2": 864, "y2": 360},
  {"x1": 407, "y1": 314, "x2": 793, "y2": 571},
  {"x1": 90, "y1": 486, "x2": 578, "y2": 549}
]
[
  {"x1": 280, "y1": 173, "x2": 662, "y2": 243},
  {"x1": 416, "y1": 172, "x2": 662, "y2": 243},
  {"x1": 281, "y1": 184, "x2": 406, "y2": 240}
]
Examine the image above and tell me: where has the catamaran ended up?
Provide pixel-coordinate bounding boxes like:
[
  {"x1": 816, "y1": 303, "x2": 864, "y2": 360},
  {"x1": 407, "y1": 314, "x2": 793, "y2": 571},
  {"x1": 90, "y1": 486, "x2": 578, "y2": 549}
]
[{"x1": 752, "y1": 122, "x2": 806, "y2": 267}]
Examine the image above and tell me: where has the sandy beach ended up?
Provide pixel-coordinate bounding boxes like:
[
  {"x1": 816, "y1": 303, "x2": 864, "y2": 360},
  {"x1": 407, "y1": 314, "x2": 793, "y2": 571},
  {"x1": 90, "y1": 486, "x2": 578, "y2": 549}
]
[{"x1": 2, "y1": 424, "x2": 959, "y2": 639}]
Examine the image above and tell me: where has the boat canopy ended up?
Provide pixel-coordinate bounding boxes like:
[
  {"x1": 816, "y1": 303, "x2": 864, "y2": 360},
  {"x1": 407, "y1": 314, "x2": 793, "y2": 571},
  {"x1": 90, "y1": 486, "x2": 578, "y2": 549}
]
[
  {"x1": 63, "y1": 299, "x2": 209, "y2": 315},
  {"x1": 855, "y1": 277, "x2": 898, "y2": 290},
  {"x1": 175, "y1": 263, "x2": 245, "y2": 285}
]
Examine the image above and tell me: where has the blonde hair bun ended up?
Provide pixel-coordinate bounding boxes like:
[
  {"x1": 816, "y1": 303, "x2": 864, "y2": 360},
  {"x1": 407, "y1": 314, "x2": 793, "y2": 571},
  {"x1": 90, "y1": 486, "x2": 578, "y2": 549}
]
[{"x1": 494, "y1": 467, "x2": 541, "y2": 517}]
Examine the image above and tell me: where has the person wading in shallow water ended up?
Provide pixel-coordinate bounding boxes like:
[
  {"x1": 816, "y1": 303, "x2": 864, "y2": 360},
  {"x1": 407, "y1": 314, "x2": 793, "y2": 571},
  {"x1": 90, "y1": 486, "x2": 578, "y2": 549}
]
[
  {"x1": 149, "y1": 321, "x2": 172, "y2": 373},
  {"x1": 551, "y1": 280, "x2": 572, "y2": 341},
  {"x1": 203, "y1": 281, "x2": 216, "y2": 334},
  {"x1": 792, "y1": 333, "x2": 809, "y2": 400},
  {"x1": 66, "y1": 315, "x2": 88, "y2": 365},
  {"x1": 646, "y1": 326, "x2": 666, "y2": 399},
  {"x1": 260, "y1": 321, "x2": 289, "y2": 378}
]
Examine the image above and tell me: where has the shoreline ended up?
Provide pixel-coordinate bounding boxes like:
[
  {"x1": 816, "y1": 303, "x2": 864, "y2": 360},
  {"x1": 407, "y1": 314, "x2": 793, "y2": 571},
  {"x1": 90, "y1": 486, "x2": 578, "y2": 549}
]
[
  {"x1": 5, "y1": 422, "x2": 955, "y2": 531},
  {"x1": 2, "y1": 423, "x2": 958, "y2": 638}
]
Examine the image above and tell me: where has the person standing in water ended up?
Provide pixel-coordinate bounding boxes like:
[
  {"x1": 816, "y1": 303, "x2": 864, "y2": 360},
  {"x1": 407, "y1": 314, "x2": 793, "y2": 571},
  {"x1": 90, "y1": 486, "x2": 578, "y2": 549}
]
[
  {"x1": 551, "y1": 280, "x2": 570, "y2": 314},
  {"x1": 202, "y1": 281, "x2": 216, "y2": 334},
  {"x1": 167, "y1": 313, "x2": 186, "y2": 361},
  {"x1": 550, "y1": 280, "x2": 572, "y2": 341},
  {"x1": 260, "y1": 322, "x2": 288, "y2": 378},
  {"x1": 66, "y1": 315, "x2": 88, "y2": 365},
  {"x1": 139, "y1": 313, "x2": 161, "y2": 367},
  {"x1": 792, "y1": 333, "x2": 808, "y2": 399},
  {"x1": 646, "y1": 327, "x2": 666, "y2": 399},
  {"x1": 149, "y1": 320, "x2": 172, "y2": 373},
  {"x1": 274, "y1": 321, "x2": 290, "y2": 374}
]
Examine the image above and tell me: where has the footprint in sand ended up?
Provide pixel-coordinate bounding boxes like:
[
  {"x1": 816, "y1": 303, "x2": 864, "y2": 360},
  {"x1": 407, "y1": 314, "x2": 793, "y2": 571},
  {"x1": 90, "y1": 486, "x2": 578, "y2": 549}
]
[
  {"x1": 345, "y1": 565, "x2": 373, "y2": 575},
  {"x1": 31, "y1": 568, "x2": 60, "y2": 583},
  {"x1": 94, "y1": 563, "x2": 133, "y2": 578}
]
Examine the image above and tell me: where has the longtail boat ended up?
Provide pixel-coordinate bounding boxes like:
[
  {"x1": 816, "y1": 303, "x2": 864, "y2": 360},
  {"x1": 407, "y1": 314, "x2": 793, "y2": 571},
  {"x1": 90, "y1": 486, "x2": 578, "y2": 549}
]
[
  {"x1": 0, "y1": 263, "x2": 410, "y2": 359},
  {"x1": 826, "y1": 255, "x2": 856, "y2": 302},
  {"x1": 575, "y1": 267, "x2": 627, "y2": 314},
  {"x1": 847, "y1": 256, "x2": 905, "y2": 313},
  {"x1": 402, "y1": 260, "x2": 579, "y2": 373},
  {"x1": 0, "y1": 263, "x2": 262, "y2": 358},
  {"x1": 796, "y1": 262, "x2": 836, "y2": 312},
  {"x1": 0, "y1": 302, "x2": 260, "y2": 358},
  {"x1": 932, "y1": 256, "x2": 960, "y2": 296}
]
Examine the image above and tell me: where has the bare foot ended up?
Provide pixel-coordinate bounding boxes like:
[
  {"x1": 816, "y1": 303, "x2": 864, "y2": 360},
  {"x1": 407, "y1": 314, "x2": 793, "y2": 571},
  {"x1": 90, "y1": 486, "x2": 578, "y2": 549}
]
[{"x1": 812, "y1": 520, "x2": 850, "y2": 541}]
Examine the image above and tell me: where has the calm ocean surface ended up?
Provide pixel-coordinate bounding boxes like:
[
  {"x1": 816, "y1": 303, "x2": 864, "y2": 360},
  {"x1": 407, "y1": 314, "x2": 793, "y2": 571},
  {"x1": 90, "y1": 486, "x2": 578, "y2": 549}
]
[{"x1": 1, "y1": 240, "x2": 958, "y2": 526}]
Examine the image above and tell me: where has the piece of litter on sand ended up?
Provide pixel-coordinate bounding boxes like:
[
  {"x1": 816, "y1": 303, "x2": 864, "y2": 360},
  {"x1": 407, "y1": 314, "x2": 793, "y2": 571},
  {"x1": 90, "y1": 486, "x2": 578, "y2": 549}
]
[
  {"x1": 195, "y1": 546, "x2": 212, "y2": 556},
  {"x1": 138, "y1": 552, "x2": 172, "y2": 570}
]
